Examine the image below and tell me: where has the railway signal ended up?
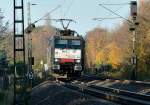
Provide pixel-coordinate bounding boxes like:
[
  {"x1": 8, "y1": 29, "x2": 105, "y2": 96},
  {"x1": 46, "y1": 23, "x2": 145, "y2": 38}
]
[
  {"x1": 130, "y1": 1, "x2": 138, "y2": 80},
  {"x1": 131, "y1": 1, "x2": 137, "y2": 19},
  {"x1": 25, "y1": 23, "x2": 35, "y2": 34}
]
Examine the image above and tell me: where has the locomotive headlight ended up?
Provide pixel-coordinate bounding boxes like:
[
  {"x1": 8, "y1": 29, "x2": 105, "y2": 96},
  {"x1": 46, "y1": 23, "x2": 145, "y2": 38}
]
[
  {"x1": 55, "y1": 58, "x2": 59, "y2": 62},
  {"x1": 76, "y1": 59, "x2": 81, "y2": 63}
]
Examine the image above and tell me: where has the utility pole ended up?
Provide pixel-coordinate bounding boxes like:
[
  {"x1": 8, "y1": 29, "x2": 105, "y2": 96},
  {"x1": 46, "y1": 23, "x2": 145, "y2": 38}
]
[
  {"x1": 27, "y1": 1, "x2": 32, "y2": 79},
  {"x1": 27, "y1": 1, "x2": 32, "y2": 89},
  {"x1": 130, "y1": 1, "x2": 139, "y2": 80},
  {"x1": 13, "y1": 0, "x2": 26, "y2": 104},
  {"x1": 27, "y1": 2, "x2": 36, "y2": 87},
  {"x1": 27, "y1": 2, "x2": 31, "y2": 25}
]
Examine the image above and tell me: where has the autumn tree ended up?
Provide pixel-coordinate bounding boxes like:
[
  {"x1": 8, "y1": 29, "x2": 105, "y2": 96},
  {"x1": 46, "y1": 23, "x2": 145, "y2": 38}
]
[
  {"x1": 85, "y1": 0, "x2": 150, "y2": 80},
  {"x1": 31, "y1": 14, "x2": 56, "y2": 69},
  {"x1": 135, "y1": 0, "x2": 150, "y2": 75},
  {"x1": 85, "y1": 27, "x2": 108, "y2": 68},
  {"x1": 107, "y1": 42, "x2": 123, "y2": 68}
]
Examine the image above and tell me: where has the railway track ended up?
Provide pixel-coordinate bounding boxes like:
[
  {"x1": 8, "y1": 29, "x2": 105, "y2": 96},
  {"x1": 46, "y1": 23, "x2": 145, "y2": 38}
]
[
  {"x1": 80, "y1": 75, "x2": 150, "y2": 95},
  {"x1": 30, "y1": 80, "x2": 119, "y2": 105},
  {"x1": 82, "y1": 74, "x2": 150, "y2": 87},
  {"x1": 57, "y1": 77, "x2": 150, "y2": 105},
  {"x1": 30, "y1": 74, "x2": 150, "y2": 105}
]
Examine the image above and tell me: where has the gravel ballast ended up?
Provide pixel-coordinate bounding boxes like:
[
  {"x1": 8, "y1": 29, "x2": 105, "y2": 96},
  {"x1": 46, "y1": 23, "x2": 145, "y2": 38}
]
[{"x1": 29, "y1": 81, "x2": 118, "y2": 105}]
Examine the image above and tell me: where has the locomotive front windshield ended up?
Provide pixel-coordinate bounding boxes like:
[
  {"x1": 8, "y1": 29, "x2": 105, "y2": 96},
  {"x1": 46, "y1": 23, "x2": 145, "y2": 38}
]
[{"x1": 55, "y1": 39, "x2": 81, "y2": 49}]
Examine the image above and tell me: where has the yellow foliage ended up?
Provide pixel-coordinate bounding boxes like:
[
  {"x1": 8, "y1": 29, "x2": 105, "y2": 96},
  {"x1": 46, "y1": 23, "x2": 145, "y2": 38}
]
[
  {"x1": 95, "y1": 51, "x2": 105, "y2": 65},
  {"x1": 107, "y1": 42, "x2": 122, "y2": 68}
]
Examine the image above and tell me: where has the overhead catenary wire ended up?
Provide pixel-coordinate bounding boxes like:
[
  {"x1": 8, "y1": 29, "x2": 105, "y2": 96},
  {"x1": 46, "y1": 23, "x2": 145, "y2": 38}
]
[
  {"x1": 43, "y1": 18, "x2": 76, "y2": 30},
  {"x1": 99, "y1": 4, "x2": 132, "y2": 23},
  {"x1": 93, "y1": 6, "x2": 125, "y2": 22},
  {"x1": 33, "y1": 5, "x2": 61, "y2": 24},
  {"x1": 63, "y1": 0, "x2": 74, "y2": 18},
  {"x1": 99, "y1": 3, "x2": 130, "y2": 5},
  {"x1": 93, "y1": 17, "x2": 122, "y2": 21}
]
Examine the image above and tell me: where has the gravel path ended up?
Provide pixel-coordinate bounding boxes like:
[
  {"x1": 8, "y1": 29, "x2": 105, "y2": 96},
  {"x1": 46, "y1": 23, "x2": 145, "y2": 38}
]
[{"x1": 29, "y1": 81, "x2": 119, "y2": 105}]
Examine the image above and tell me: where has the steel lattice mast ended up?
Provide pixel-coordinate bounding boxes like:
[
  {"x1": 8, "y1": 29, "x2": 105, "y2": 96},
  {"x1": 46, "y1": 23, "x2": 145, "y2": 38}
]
[{"x1": 13, "y1": 0, "x2": 26, "y2": 104}]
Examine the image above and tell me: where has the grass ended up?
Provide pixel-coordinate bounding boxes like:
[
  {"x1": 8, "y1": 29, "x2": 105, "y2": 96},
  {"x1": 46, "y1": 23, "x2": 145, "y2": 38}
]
[
  {"x1": 137, "y1": 70, "x2": 150, "y2": 81},
  {"x1": 0, "y1": 92, "x2": 5, "y2": 104},
  {"x1": 95, "y1": 68, "x2": 150, "y2": 81},
  {"x1": 0, "y1": 84, "x2": 14, "y2": 105},
  {"x1": 0, "y1": 90, "x2": 12, "y2": 105},
  {"x1": 96, "y1": 71, "x2": 127, "y2": 79}
]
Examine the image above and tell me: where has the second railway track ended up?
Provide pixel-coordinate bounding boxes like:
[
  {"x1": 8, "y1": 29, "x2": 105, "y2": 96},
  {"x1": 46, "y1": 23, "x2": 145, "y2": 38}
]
[{"x1": 56, "y1": 77, "x2": 150, "y2": 105}]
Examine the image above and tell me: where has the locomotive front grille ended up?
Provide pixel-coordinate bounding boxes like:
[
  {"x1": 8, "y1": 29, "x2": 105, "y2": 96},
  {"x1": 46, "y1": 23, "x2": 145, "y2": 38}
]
[{"x1": 60, "y1": 63, "x2": 74, "y2": 71}]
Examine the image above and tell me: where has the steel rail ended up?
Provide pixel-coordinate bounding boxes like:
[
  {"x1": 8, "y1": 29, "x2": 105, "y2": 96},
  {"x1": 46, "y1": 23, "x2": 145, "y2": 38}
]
[
  {"x1": 60, "y1": 81, "x2": 150, "y2": 105},
  {"x1": 89, "y1": 85, "x2": 150, "y2": 102},
  {"x1": 82, "y1": 74, "x2": 150, "y2": 87}
]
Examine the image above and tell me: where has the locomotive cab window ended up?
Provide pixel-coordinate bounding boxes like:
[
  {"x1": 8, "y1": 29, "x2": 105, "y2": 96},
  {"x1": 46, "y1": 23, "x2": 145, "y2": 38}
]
[
  {"x1": 55, "y1": 39, "x2": 68, "y2": 44},
  {"x1": 68, "y1": 40, "x2": 81, "y2": 49},
  {"x1": 55, "y1": 39, "x2": 68, "y2": 49},
  {"x1": 70, "y1": 40, "x2": 81, "y2": 45}
]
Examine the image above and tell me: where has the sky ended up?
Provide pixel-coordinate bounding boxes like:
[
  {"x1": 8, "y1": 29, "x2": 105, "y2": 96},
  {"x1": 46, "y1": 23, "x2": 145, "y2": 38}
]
[{"x1": 0, "y1": 0, "x2": 139, "y2": 35}]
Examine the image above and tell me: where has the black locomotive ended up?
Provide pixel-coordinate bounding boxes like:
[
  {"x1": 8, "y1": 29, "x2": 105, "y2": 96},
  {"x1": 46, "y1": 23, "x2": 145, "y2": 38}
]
[{"x1": 47, "y1": 19, "x2": 85, "y2": 78}]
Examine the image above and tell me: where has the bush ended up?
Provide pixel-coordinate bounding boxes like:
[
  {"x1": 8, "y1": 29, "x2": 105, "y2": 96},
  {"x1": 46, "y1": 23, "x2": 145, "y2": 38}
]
[
  {"x1": 137, "y1": 69, "x2": 150, "y2": 81},
  {"x1": 15, "y1": 62, "x2": 28, "y2": 76}
]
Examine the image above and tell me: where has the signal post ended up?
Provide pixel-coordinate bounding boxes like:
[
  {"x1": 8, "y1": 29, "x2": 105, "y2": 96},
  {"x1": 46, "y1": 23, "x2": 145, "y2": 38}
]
[{"x1": 130, "y1": 1, "x2": 139, "y2": 80}]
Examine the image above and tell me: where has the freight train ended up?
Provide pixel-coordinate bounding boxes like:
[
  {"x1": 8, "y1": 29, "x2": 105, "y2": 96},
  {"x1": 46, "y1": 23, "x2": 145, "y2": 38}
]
[{"x1": 47, "y1": 25, "x2": 85, "y2": 78}]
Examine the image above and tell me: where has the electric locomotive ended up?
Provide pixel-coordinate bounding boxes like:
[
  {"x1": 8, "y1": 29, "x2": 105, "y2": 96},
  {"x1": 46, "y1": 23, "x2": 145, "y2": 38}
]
[{"x1": 47, "y1": 19, "x2": 85, "y2": 78}]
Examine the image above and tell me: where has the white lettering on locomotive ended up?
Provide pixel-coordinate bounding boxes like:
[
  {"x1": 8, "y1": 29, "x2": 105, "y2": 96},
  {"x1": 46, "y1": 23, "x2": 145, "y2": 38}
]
[{"x1": 54, "y1": 48, "x2": 81, "y2": 59}]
